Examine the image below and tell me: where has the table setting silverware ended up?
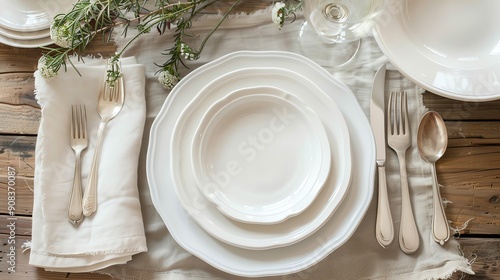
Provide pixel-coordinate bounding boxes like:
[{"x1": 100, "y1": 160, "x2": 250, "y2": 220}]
[
  {"x1": 371, "y1": 64, "x2": 394, "y2": 248},
  {"x1": 82, "y1": 60, "x2": 125, "y2": 217},
  {"x1": 68, "y1": 104, "x2": 88, "y2": 226},
  {"x1": 417, "y1": 111, "x2": 450, "y2": 245},
  {"x1": 387, "y1": 90, "x2": 420, "y2": 254}
]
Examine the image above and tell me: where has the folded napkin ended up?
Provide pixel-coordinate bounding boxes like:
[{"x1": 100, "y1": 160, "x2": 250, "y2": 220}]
[{"x1": 29, "y1": 57, "x2": 148, "y2": 272}]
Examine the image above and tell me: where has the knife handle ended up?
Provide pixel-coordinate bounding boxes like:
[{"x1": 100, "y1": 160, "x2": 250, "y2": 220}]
[{"x1": 375, "y1": 165, "x2": 394, "y2": 248}]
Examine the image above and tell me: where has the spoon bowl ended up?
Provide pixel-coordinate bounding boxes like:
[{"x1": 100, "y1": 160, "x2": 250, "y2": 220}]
[{"x1": 417, "y1": 111, "x2": 450, "y2": 245}]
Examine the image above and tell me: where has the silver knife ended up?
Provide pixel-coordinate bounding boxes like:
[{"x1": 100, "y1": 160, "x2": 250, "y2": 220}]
[{"x1": 371, "y1": 64, "x2": 394, "y2": 248}]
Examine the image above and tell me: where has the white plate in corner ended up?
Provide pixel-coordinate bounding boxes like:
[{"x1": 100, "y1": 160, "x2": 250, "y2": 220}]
[
  {"x1": 146, "y1": 51, "x2": 374, "y2": 277},
  {"x1": 0, "y1": 0, "x2": 77, "y2": 32},
  {"x1": 373, "y1": 0, "x2": 500, "y2": 101},
  {"x1": 191, "y1": 86, "x2": 331, "y2": 225}
]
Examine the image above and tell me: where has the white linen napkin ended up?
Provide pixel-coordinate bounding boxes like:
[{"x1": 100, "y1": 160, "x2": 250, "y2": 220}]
[{"x1": 29, "y1": 57, "x2": 148, "y2": 272}]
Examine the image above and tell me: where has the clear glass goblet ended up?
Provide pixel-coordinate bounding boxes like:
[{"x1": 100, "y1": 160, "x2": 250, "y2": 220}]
[{"x1": 299, "y1": 0, "x2": 383, "y2": 67}]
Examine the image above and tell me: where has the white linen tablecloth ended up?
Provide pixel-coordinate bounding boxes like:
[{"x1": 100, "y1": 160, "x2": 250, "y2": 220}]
[{"x1": 97, "y1": 7, "x2": 474, "y2": 280}]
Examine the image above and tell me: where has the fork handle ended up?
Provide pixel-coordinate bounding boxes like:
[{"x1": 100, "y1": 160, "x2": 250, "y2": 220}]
[
  {"x1": 83, "y1": 120, "x2": 107, "y2": 217},
  {"x1": 375, "y1": 164, "x2": 394, "y2": 248},
  {"x1": 430, "y1": 163, "x2": 450, "y2": 245},
  {"x1": 68, "y1": 151, "x2": 84, "y2": 226},
  {"x1": 397, "y1": 151, "x2": 420, "y2": 254}
]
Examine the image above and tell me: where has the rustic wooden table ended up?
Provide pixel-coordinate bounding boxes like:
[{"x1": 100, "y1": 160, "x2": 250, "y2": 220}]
[{"x1": 0, "y1": 2, "x2": 499, "y2": 279}]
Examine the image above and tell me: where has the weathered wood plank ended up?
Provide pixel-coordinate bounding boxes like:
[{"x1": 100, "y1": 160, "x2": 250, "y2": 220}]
[
  {"x1": 0, "y1": 104, "x2": 40, "y2": 135},
  {"x1": 0, "y1": 215, "x2": 32, "y2": 236},
  {"x1": 438, "y1": 146, "x2": 500, "y2": 173},
  {"x1": 0, "y1": 46, "x2": 43, "y2": 73},
  {"x1": 0, "y1": 176, "x2": 34, "y2": 216},
  {"x1": 452, "y1": 238, "x2": 500, "y2": 280},
  {"x1": 0, "y1": 135, "x2": 36, "y2": 178},
  {"x1": 446, "y1": 121, "x2": 500, "y2": 141},
  {"x1": 0, "y1": 135, "x2": 36, "y2": 216},
  {"x1": 0, "y1": 73, "x2": 38, "y2": 108},
  {"x1": 422, "y1": 91, "x2": 500, "y2": 121}
]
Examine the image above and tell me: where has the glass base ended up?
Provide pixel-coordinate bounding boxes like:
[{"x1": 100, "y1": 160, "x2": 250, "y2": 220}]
[{"x1": 298, "y1": 21, "x2": 361, "y2": 68}]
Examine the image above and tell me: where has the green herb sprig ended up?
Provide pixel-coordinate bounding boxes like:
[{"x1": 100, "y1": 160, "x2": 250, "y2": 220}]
[{"x1": 39, "y1": 0, "x2": 242, "y2": 89}]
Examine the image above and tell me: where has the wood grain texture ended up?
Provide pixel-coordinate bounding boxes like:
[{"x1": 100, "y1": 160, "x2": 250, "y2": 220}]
[{"x1": 423, "y1": 91, "x2": 500, "y2": 236}]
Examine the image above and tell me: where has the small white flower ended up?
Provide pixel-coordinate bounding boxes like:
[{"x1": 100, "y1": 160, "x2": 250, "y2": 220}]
[
  {"x1": 50, "y1": 18, "x2": 79, "y2": 48},
  {"x1": 180, "y1": 43, "x2": 199, "y2": 61},
  {"x1": 37, "y1": 56, "x2": 58, "y2": 80},
  {"x1": 158, "y1": 70, "x2": 178, "y2": 90},
  {"x1": 272, "y1": 2, "x2": 286, "y2": 29}
]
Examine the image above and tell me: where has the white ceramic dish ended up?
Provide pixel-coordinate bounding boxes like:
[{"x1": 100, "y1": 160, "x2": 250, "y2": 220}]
[
  {"x1": 191, "y1": 86, "x2": 331, "y2": 224},
  {"x1": 146, "y1": 51, "x2": 374, "y2": 277},
  {"x1": 373, "y1": 0, "x2": 500, "y2": 101},
  {"x1": 0, "y1": 33, "x2": 52, "y2": 48},
  {"x1": 171, "y1": 67, "x2": 350, "y2": 250},
  {"x1": 0, "y1": 25, "x2": 49, "y2": 40},
  {"x1": 0, "y1": 0, "x2": 77, "y2": 32}
]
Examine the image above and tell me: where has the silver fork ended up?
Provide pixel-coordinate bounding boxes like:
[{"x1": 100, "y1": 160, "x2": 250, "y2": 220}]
[
  {"x1": 387, "y1": 91, "x2": 420, "y2": 254},
  {"x1": 82, "y1": 59, "x2": 125, "y2": 217},
  {"x1": 69, "y1": 104, "x2": 88, "y2": 226}
]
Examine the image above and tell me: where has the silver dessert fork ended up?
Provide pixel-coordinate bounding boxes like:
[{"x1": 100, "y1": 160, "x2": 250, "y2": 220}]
[
  {"x1": 69, "y1": 104, "x2": 88, "y2": 226},
  {"x1": 387, "y1": 91, "x2": 420, "y2": 254},
  {"x1": 82, "y1": 59, "x2": 125, "y2": 217}
]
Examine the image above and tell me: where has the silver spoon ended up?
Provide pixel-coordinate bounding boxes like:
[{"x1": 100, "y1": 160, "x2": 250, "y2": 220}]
[{"x1": 417, "y1": 111, "x2": 450, "y2": 245}]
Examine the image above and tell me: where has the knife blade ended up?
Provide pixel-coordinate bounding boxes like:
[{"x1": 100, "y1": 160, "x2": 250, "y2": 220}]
[{"x1": 370, "y1": 63, "x2": 394, "y2": 248}]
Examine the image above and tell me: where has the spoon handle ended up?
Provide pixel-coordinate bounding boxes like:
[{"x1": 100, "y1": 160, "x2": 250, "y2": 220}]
[
  {"x1": 431, "y1": 163, "x2": 450, "y2": 245},
  {"x1": 375, "y1": 165, "x2": 394, "y2": 248},
  {"x1": 397, "y1": 151, "x2": 420, "y2": 254}
]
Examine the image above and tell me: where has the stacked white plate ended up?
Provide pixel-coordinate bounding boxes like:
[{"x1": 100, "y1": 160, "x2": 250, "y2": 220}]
[
  {"x1": 0, "y1": 0, "x2": 77, "y2": 48},
  {"x1": 146, "y1": 51, "x2": 376, "y2": 277}
]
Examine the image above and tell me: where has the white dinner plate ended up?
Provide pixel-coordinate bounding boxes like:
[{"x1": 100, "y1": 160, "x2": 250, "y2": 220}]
[
  {"x1": 0, "y1": 0, "x2": 77, "y2": 32},
  {"x1": 191, "y1": 86, "x2": 331, "y2": 224},
  {"x1": 171, "y1": 67, "x2": 350, "y2": 249},
  {"x1": 146, "y1": 51, "x2": 375, "y2": 277},
  {"x1": 0, "y1": 33, "x2": 53, "y2": 48},
  {"x1": 373, "y1": 0, "x2": 500, "y2": 101}
]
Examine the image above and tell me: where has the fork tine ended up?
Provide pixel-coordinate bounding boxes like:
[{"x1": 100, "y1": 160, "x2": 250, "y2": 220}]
[
  {"x1": 79, "y1": 105, "x2": 87, "y2": 139},
  {"x1": 112, "y1": 82, "x2": 119, "y2": 102},
  {"x1": 82, "y1": 105, "x2": 87, "y2": 138},
  {"x1": 402, "y1": 91, "x2": 409, "y2": 135},
  {"x1": 71, "y1": 105, "x2": 75, "y2": 139},
  {"x1": 397, "y1": 91, "x2": 403, "y2": 135},
  {"x1": 76, "y1": 105, "x2": 81, "y2": 139},
  {"x1": 388, "y1": 91, "x2": 395, "y2": 135}
]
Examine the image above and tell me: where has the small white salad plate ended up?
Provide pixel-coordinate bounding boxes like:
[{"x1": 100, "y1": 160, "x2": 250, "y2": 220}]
[
  {"x1": 147, "y1": 51, "x2": 374, "y2": 277},
  {"x1": 374, "y1": 0, "x2": 500, "y2": 101},
  {"x1": 0, "y1": 0, "x2": 77, "y2": 32},
  {"x1": 191, "y1": 86, "x2": 331, "y2": 224}
]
